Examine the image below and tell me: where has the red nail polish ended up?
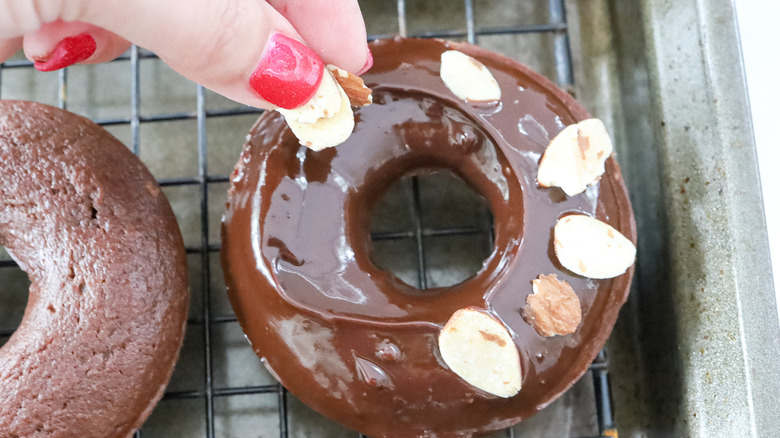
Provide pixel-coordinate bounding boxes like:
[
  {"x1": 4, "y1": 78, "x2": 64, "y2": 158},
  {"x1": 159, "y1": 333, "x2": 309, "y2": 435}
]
[
  {"x1": 357, "y1": 48, "x2": 373, "y2": 75},
  {"x1": 34, "y1": 34, "x2": 96, "y2": 72},
  {"x1": 249, "y1": 33, "x2": 324, "y2": 109}
]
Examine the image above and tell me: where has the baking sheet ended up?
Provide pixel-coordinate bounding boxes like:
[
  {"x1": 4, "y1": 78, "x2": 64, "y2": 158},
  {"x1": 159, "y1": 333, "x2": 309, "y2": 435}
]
[{"x1": 566, "y1": 0, "x2": 780, "y2": 436}]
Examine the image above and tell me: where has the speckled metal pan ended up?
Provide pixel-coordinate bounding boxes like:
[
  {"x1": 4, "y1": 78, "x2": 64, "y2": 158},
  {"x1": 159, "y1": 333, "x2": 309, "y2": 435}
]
[{"x1": 567, "y1": 0, "x2": 780, "y2": 436}]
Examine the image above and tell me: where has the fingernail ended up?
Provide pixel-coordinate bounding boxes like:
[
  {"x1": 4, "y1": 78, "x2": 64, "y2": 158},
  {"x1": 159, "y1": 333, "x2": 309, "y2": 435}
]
[
  {"x1": 357, "y1": 48, "x2": 373, "y2": 75},
  {"x1": 249, "y1": 33, "x2": 324, "y2": 109},
  {"x1": 33, "y1": 34, "x2": 96, "y2": 72}
]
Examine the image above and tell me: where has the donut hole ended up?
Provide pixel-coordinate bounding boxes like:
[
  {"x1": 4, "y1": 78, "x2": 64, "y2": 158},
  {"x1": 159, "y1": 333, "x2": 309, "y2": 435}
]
[
  {"x1": 0, "y1": 246, "x2": 30, "y2": 347},
  {"x1": 370, "y1": 170, "x2": 494, "y2": 289}
]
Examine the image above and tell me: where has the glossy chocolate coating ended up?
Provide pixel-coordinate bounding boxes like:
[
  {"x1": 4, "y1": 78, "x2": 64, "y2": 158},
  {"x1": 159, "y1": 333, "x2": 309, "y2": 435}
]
[{"x1": 222, "y1": 38, "x2": 636, "y2": 437}]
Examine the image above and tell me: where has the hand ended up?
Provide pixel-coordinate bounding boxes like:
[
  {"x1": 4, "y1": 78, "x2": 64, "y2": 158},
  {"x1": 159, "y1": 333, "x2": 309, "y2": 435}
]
[{"x1": 0, "y1": 0, "x2": 371, "y2": 110}]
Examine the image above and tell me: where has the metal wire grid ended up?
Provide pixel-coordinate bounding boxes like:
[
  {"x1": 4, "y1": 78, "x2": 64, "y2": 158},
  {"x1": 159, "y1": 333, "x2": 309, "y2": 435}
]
[{"x1": 0, "y1": 0, "x2": 617, "y2": 436}]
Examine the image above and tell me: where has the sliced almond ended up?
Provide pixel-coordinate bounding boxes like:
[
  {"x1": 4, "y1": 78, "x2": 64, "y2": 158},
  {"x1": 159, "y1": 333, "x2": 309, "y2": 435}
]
[
  {"x1": 524, "y1": 274, "x2": 582, "y2": 337},
  {"x1": 438, "y1": 308, "x2": 521, "y2": 398},
  {"x1": 537, "y1": 118, "x2": 613, "y2": 197},
  {"x1": 282, "y1": 74, "x2": 355, "y2": 151},
  {"x1": 327, "y1": 65, "x2": 373, "y2": 107},
  {"x1": 277, "y1": 68, "x2": 342, "y2": 124},
  {"x1": 554, "y1": 214, "x2": 636, "y2": 279},
  {"x1": 440, "y1": 50, "x2": 501, "y2": 102}
]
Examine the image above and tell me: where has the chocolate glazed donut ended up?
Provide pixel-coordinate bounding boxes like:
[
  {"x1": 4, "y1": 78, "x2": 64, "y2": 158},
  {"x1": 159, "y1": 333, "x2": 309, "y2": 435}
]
[
  {"x1": 0, "y1": 101, "x2": 188, "y2": 437},
  {"x1": 222, "y1": 38, "x2": 636, "y2": 437}
]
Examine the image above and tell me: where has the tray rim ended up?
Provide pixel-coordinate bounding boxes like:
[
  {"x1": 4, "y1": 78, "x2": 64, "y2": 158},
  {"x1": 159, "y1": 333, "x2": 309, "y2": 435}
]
[{"x1": 575, "y1": 0, "x2": 780, "y2": 436}]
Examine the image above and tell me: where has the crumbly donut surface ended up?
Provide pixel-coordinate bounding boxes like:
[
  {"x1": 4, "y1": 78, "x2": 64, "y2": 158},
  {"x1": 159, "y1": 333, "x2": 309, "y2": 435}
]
[{"x1": 0, "y1": 101, "x2": 188, "y2": 437}]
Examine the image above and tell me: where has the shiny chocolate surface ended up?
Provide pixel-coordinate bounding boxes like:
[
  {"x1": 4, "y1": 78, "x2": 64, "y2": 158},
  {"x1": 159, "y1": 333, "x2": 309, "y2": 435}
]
[{"x1": 221, "y1": 37, "x2": 636, "y2": 437}]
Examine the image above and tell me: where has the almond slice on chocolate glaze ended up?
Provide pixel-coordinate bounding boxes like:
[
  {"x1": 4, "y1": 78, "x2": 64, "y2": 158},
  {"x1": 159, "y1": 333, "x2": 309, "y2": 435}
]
[
  {"x1": 327, "y1": 65, "x2": 373, "y2": 107},
  {"x1": 524, "y1": 274, "x2": 582, "y2": 337},
  {"x1": 438, "y1": 308, "x2": 521, "y2": 398},
  {"x1": 537, "y1": 118, "x2": 613, "y2": 197},
  {"x1": 440, "y1": 50, "x2": 501, "y2": 102},
  {"x1": 553, "y1": 214, "x2": 636, "y2": 279}
]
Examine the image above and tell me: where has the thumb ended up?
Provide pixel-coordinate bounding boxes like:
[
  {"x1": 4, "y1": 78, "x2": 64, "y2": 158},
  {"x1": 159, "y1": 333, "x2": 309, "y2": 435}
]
[{"x1": 78, "y1": 0, "x2": 355, "y2": 110}]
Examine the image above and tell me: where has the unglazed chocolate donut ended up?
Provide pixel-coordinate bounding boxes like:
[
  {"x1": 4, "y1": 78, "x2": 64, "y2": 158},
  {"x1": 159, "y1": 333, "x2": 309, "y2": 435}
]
[
  {"x1": 0, "y1": 101, "x2": 188, "y2": 437},
  {"x1": 222, "y1": 38, "x2": 636, "y2": 436}
]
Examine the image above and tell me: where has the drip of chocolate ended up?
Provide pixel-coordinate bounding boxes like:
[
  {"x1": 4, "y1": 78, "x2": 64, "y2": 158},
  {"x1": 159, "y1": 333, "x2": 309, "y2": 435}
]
[{"x1": 221, "y1": 37, "x2": 636, "y2": 437}]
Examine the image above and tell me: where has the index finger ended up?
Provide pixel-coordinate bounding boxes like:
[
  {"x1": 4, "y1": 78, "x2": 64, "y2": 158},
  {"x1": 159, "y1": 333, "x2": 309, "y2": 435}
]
[{"x1": 267, "y1": 0, "x2": 370, "y2": 74}]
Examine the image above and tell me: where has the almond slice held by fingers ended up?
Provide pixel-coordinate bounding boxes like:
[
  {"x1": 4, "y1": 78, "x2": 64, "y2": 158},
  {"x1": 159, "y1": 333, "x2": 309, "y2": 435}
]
[
  {"x1": 284, "y1": 81, "x2": 355, "y2": 151},
  {"x1": 278, "y1": 69, "x2": 355, "y2": 150},
  {"x1": 537, "y1": 118, "x2": 613, "y2": 197},
  {"x1": 277, "y1": 68, "x2": 342, "y2": 124},
  {"x1": 524, "y1": 274, "x2": 582, "y2": 337},
  {"x1": 553, "y1": 214, "x2": 636, "y2": 279},
  {"x1": 440, "y1": 50, "x2": 501, "y2": 102},
  {"x1": 438, "y1": 308, "x2": 521, "y2": 398},
  {"x1": 327, "y1": 65, "x2": 373, "y2": 107}
]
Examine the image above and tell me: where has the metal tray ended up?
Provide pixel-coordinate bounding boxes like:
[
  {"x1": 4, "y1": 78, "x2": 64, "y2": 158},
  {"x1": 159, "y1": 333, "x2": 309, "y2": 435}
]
[
  {"x1": 1, "y1": 0, "x2": 778, "y2": 437},
  {"x1": 572, "y1": 1, "x2": 780, "y2": 436}
]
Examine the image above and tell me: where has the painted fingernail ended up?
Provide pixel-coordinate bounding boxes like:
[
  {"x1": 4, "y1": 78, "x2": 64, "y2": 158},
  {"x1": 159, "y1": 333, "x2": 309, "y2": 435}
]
[
  {"x1": 249, "y1": 33, "x2": 324, "y2": 109},
  {"x1": 33, "y1": 34, "x2": 96, "y2": 72},
  {"x1": 357, "y1": 48, "x2": 373, "y2": 75}
]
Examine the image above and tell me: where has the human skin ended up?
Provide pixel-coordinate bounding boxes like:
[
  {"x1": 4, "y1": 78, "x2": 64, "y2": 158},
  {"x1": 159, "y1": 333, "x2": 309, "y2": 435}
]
[{"x1": 0, "y1": 0, "x2": 371, "y2": 109}]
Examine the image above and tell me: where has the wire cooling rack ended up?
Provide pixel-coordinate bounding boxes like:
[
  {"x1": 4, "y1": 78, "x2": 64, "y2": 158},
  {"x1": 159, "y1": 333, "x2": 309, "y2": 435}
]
[{"x1": 0, "y1": 1, "x2": 617, "y2": 437}]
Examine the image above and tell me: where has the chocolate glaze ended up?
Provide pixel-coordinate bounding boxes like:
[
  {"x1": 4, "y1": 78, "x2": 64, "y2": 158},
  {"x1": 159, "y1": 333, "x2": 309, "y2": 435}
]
[{"x1": 222, "y1": 38, "x2": 636, "y2": 437}]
